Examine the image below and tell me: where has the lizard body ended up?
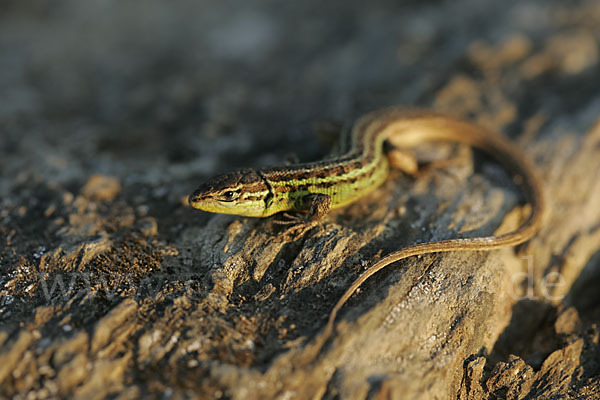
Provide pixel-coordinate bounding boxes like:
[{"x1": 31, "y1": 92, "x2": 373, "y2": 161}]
[{"x1": 189, "y1": 108, "x2": 545, "y2": 357}]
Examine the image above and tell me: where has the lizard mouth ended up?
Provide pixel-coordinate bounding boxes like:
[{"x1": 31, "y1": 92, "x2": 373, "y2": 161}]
[
  {"x1": 188, "y1": 194, "x2": 220, "y2": 210},
  {"x1": 188, "y1": 193, "x2": 246, "y2": 214}
]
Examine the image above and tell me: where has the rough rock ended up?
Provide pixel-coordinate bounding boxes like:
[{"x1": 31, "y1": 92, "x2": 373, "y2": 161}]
[{"x1": 1, "y1": 0, "x2": 600, "y2": 399}]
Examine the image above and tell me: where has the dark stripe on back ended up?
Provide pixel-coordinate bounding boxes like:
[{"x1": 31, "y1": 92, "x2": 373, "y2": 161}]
[{"x1": 261, "y1": 117, "x2": 388, "y2": 183}]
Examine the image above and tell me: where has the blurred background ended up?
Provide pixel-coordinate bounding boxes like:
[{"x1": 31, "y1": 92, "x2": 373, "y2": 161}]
[{"x1": 4, "y1": 0, "x2": 597, "y2": 196}]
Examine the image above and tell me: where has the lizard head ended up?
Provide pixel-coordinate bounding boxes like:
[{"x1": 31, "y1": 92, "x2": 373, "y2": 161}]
[{"x1": 189, "y1": 169, "x2": 271, "y2": 217}]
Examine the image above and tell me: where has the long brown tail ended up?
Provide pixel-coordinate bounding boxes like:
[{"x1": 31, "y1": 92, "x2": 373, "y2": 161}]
[{"x1": 297, "y1": 108, "x2": 545, "y2": 364}]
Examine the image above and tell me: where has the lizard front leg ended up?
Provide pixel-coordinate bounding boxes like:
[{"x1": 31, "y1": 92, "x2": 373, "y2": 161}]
[{"x1": 273, "y1": 193, "x2": 332, "y2": 238}]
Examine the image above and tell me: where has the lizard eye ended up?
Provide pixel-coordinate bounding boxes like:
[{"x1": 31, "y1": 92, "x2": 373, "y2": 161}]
[{"x1": 219, "y1": 190, "x2": 239, "y2": 202}]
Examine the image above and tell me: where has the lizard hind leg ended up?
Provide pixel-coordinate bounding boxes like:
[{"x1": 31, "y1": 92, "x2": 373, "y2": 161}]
[
  {"x1": 386, "y1": 142, "x2": 471, "y2": 182},
  {"x1": 386, "y1": 145, "x2": 420, "y2": 176}
]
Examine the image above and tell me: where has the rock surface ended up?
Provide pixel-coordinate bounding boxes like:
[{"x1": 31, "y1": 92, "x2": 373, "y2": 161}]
[{"x1": 1, "y1": 0, "x2": 600, "y2": 399}]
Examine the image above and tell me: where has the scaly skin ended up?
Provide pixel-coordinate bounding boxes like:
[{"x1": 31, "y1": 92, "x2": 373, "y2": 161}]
[{"x1": 189, "y1": 107, "x2": 545, "y2": 361}]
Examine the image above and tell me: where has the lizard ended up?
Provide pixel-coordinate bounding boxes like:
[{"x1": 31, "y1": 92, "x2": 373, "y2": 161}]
[{"x1": 188, "y1": 107, "x2": 545, "y2": 358}]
